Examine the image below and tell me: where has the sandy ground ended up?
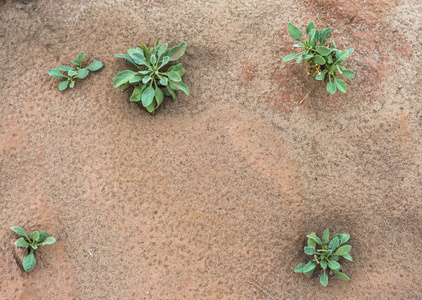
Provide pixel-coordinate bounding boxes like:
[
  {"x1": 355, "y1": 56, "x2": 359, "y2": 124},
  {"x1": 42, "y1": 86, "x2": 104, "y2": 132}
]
[{"x1": 0, "y1": 0, "x2": 421, "y2": 299}]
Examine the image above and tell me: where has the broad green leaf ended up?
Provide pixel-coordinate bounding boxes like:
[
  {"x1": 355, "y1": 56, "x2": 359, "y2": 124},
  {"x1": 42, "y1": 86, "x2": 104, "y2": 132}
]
[
  {"x1": 303, "y1": 261, "x2": 316, "y2": 274},
  {"x1": 282, "y1": 53, "x2": 299, "y2": 63},
  {"x1": 330, "y1": 255, "x2": 340, "y2": 262},
  {"x1": 145, "y1": 101, "x2": 156, "y2": 113},
  {"x1": 316, "y1": 46, "x2": 332, "y2": 56},
  {"x1": 335, "y1": 245, "x2": 352, "y2": 256},
  {"x1": 333, "y1": 270, "x2": 350, "y2": 281},
  {"x1": 336, "y1": 50, "x2": 350, "y2": 61},
  {"x1": 132, "y1": 53, "x2": 149, "y2": 66},
  {"x1": 325, "y1": 55, "x2": 333, "y2": 64},
  {"x1": 38, "y1": 237, "x2": 56, "y2": 246},
  {"x1": 69, "y1": 81, "x2": 75, "y2": 88},
  {"x1": 304, "y1": 246, "x2": 315, "y2": 255},
  {"x1": 169, "y1": 81, "x2": 189, "y2": 95},
  {"x1": 306, "y1": 233, "x2": 322, "y2": 245},
  {"x1": 326, "y1": 80, "x2": 336, "y2": 94},
  {"x1": 162, "y1": 87, "x2": 170, "y2": 96},
  {"x1": 288, "y1": 23, "x2": 303, "y2": 42},
  {"x1": 315, "y1": 73, "x2": 325, "y2": 80},
  {"x1": 11, "y1": 227, "x2": 29, "y2": 239},
  {"x1": 113, "y1": 70, "x2": 137, "y2": 88},
  {"x1": 87, "y1": 61, "x2": 103, "y2": 72},
  {"x1": 322, "y1": 229, "x2": 329, "y2": 244},
  {"x1": 328, "y1": 237, "x2": 339, "y2": 250},
  {"x1": 142, "y1": 76, "x2": 151, "y2": 84},
  {"x1": 320, "y1": 260, "x2": 328, "y2": 270},
  {"x1": 30, "y1": 231, "x2": 39, "y2": 242},
  {"x1": 167, "y1": 42, "x2": 186, "y2": 61},
  {"x1": 77, "y1": 51, "x2": 85, "y2": 64},
  {"x1": 130, "y1": 86, "x2": 142, "y2": 102},
  {"x1": 294, "y1": 263, "x2": 306, "y2": 273},
  {"x1": 320, "y1": 271, "x2": 328, "y2": 286},
  {"x1": 343, "y1": 254, "x2": 353, "y2": 261},
  {"x1": 128, "y1": 48, "x2": 144, "y2": 59},
  {"x1": 155, "y1": 86, "x2": 164, "y2": 107},
  {"x1": 296, "y1": 55, "x2": 302, "y2": 63},
  {"x1": 167, "y1": 63, "x2": 185, "y2": 77},
  {"x1": 38, "y1": 231, "x2": 47, "y2": 243},
  {"x1": 166, "y1": 86, "x2": 176, "y2": 100},
  {"x1": 77, "y1": 68, "x2": 89, "y2": 79},
  {"x1": 159, "y1": 56, "x2": 170, "y2": 69},
  {"x1": 141, "y1": 85, "x2": 155, "y2": 107},
  {"x1": 129, "y1": 74, "x2": 142, "y2": 84},
  {"x1": 23, "y1": 250, "x2": 36, "y2": 272},
  {"x1": 335, "y1": 78, "x2": 347, "y2": 93},
  {"x1": 168, "y1": 71, "x2": 181, "y2": 82},
  {"x1": 319, "y1": 27, "x2": 332, "y2": 45},
  {"x1": 313, "y1": 55, "x2": 326, "y2": 65},
  {"x1": 150, "y1": 54, "x2": 157, "y2": 65},
  {"x1": 342, "y1": 69, "x2": 355, "y2": 78},
  {"x1": 334, "y1": 234, "x2": 350, "y2": 245},
  {"x1": 328, "y1": 260, "x2": 341, "y2": 271},
  {"x1": 68, "y1": 70, "x2": 77, "y2": 77},
  {"x1": 157, "y1": 43, "x2": 168, "y2": 59},
  {"x1": 306, "y1": 21, "x2": 315, "y2": 35},
  {"x1": 57, "y1": 65, "x2": 73, "y2": 72},
  {"x1": 307, "y1": 239, "x2": 316, "y2": 248},
  {"x1": 59, "y1": 80, "x2": 69, "y2": 91},
  {"x1": 72, "y1": 59, "x2": 81, "y2": 66},
  {"x1": 15, "y1": 237, "x2": 29, "y2": 248},
  {"x1": 47, "y1": 69, "x2": 65, "y2": 79},
  {"x1": 308, "y1": 29, "x2": 316, "y2": 41},
  {"x1": 159, "y1": 77, "x2": 168, "y2": 86},
  {"x1": 303, "y1": 54, "x2": 314, "y2": 60}
]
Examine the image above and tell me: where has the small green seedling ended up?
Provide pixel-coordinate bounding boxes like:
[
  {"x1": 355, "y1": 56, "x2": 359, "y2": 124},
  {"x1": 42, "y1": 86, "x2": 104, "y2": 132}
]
[
  {"x1": 10, "y1": 226, "x2": 56, "y2": 272},
  {"x1": 294, "y1": 229, "x2": 352, "y2": 286},
  {"x1": 48, "y1": 51, "x2": 103, "y2": 90},
  {"x1": 114, "y1": 41, "x2": 189, "y2": 113},
  {"x1": 283, "y1": 22, "x2": 355, "y2": 101}
]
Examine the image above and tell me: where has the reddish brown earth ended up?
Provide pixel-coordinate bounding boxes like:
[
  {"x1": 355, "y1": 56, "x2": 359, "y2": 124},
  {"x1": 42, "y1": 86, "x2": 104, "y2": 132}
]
[{"x1": 1, "y1": 0, "x2": 421, "y2": 299}]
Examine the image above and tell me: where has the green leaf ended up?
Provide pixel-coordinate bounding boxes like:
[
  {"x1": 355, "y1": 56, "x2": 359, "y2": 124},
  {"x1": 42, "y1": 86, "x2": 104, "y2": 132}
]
[
  {"x1": 328, "y1": 236, "x2": 339, "y2": 250},
  {"x1": 87, "y1": 61, "x2": 103, "y2": 72},
  {"x1": 322, "y1": 229, "x2": 329, "y2": 244},
  {"x1": 130, "y1": 85, "x2": 142, "y2": 102},
  {"x1": 306, "y1": 21, "x2": 315, "y2": 35},
  {"x1": 303, "y1": 54, "x2": 314, "y2": 60},
  {"x1": 47, "y1": 69, "x2": 65, "y2": 79},
  {"x1": 159, "y1": 56, "x2": 171, "y2": 69},
  {"x1": 141, "y1": 43, "x2": 151, "y2": 61},
  {"x1": 57, "y1": 65, "x2": 73, "y2": 72},
  {"x1": 68, "y1": 70, "x2": 77, "y2": 77},
  {"x1": 115, "y1": 54, "x2": 135, "y2": 65},
  {"x1": 69, "y1": 81, "x2": 75, "y2": 88},
  {"x1": 326, "y1": 80, "x2": 336, "y2": 94},
  {"x1": 328, "y1": 260, "x2": 341, "y2": 271},
  {"x1": 141, "y1": 85, "x2": 155, "y2": 107},
  {"x1": 304, "y1": 246, "x2": 315, "y2": 255},
  {"x1": 168, "y1": 71, "x2": 181, "y2": 82},
  {"x1": 294, "y1": 263, "x2": 306, "y2": 273},
  {"x1": 77, "y1": 51, "x2": 85, "y2": 64},
  {"x1": 157, "y1": 43, "x2": 168, "y2": 59},
  {"x1": 325, "y1": 55, "x2": 333, "y2": 64},
  {"x1": 167, "y1": 42, "x2": 186, "y2": 61},
  {"x1": 333, "y1": 234, "x2": 350, "y2": 245},
  {"x1": 72, "y1": 59, "x2": 81, "y2": 66},
  {"x1": 155, "y1": 86, "x2": 164, "y2": 108},
  {"x1": 335, "y1": 245, "x2": 352, "y2": 256},
  {"x1": 15, "y1": 237, "x2": 29, "y2": 248},
  {"x1": 348, "y1": 48, "x2": 354, "y2": 56},
  {"x1": 129, "y1": 74, "x2": 143, "y2": 84},
  {"x1": 296, "y1": 55, "x2": 302, "y2": 63},
  {"x1": 23, "y1": 250, "x2": 36, "y2": 272},
  {"x1": 320, "y1": 260, "x2": 328, "y2": 270},
  {"x1": 330, "y1": 255, "x2": 340, "y2": 262},
  {"x1": 343, "y1": 254, "x2": 353, "y2": 261},
  {"x1": 333, "y1": 270, "x2": 350, "y2": 281},
  {"x1": 142, "y1": 76, "x2": 151, "y2": 84},
  {"x1": 319, "y1": 27, "x2": 332, "y2": 45},
  {"x1": 308, "y1": 29, "x2": 316, "y2": 41},
  {"x1": 288, "y1": 23, "x2": 303, "y2": 42},
  {"x1": 315, "y1": 73, "x2": 325, "y2": 80},
  {"x1": 31, "y1": 244, "x2": 38, "y2": 250},
  {"x1": 59, "y1": 80, "x2": 69, "y2": 91},
  {"x1": 336, "y1": 50, "x2": 350, "y2": 61},
  {"x1": 320, "y1": 271, "x2": 328, "y2": 286},
  {"x1": 334, "y1": 78, "x2": 347, "y2": 93},
  {"x1": 168, "y1": 63, "x2": 186, "y2": 77},
  {"x1": 30, "y1": 231, "x2": 40, "y2": 242},
  {"x1": 145, "y1": 101, "x2": 156, "y2": 113},
  {"x1": 169, "y1": 81, "x2": 189, "y2": 95},
  {"x1": 282, "y1": 53, "x2": 299, "y2": 63},
  {"x1": 313, "y1": 55, "x2": 326, "y2": 65},
  {"x1": 11, "y1": 227, "x2": 29, "y2": 240},
  {"x1": 113, "y1": 70, "x2": 137, "y2": 88},
  {"x1": 159, "y1": 77, "x2": 168, "y2": 86},
  {"x1": 38, "y1": 237, "x2": 56, "y2": 246},
  {"x1": 316, "y1": 46, "x2": 332, "y2": 56},
  {"x1": 166, "y1": 86, "x2": 176, "y2": 100},
  {"x1": 307, "y1": 239, "x2": 316, "y2": 248},
  {"x1": 38, "y1": 231, "x2": 47, "y2": 243},
  {"x1": 306, "y1": 233, "x2": 322, "y2": 245},
  {"x1": 342, "y1": 69, "x2": 355, "y2": 78},
  {"x1": 132, "y1": 53, "x2": 149, "y2": 67},
  {"x1": 293, "y1": 44, "x2": 304, "y2": 48},
  {"x1": 77, "y1": 68, "x2": 89, "y2": 79},
  {"x1": 303, "y1": 261, "x2": 316, "y2": 274},
  {"x1": 150, "y1": 54, "x2": 157, "y2": 65}
]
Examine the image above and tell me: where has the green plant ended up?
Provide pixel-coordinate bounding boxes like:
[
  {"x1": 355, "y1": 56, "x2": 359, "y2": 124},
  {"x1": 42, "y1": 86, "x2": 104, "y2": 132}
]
[
  {"x1": 282, "y1": 22, "x2": 355, "y2": 99},
  {"x1": 113, "y1": 41, "x2": 189, "y2": 113},
  {"x1": 10, "y1": 226, "x2": 56, "y2": 272},
  {"x1": 47, "y1": 51, "x2": 103, "y2": 90},
  {"x1": 294, "y1": 229, "x2": 352, "y2": 286}
]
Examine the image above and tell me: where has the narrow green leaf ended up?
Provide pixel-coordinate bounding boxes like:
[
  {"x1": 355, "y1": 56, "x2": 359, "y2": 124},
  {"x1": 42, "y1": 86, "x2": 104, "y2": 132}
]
[
  {"x1": 166, "y1": 86, "x2": 176, "y2": 100},
  {"x1": 328, "y1": 260, "x2": 341, "y2": 271},
  {"x1": 319, "y1": 28, "x2": 332, "y2": 45},
  {"x1": 335, "y1": 245, "x2": 352, "y2": 256},
  {"x1": 303, "y1": 54, "x2": 314, "y2": 60},
  {"x1": 306, "y1": 233, "x2": 322, "y2": 245},
  {"x1": 23, "y1": 250, "x2": 36, "y2": 272},
  {"x1": 303, "y1": 261, "x2": 316, "y2": 274},
  {"x1": 87, "y1": 61, "x2": 103, "y2": 72},
  {"x1": 129, "y1": 74, "x2": 142, "y2": 84},
  {"x1": 157, "y1": 43, "x2": 168, "y2": 59},
  {"x1": 169, "y1": 81, "x2": 189, "y2": 95},
  {"x1": 308, "y1": 29, "x2": 316, "y2": 41},
  {"x1": 113, "y1": 70, "x2": 137, "y2": 88},
  {"x1": 11, "y1": 227, "x2": 29, "y2": 240},
  {"x1": 167, "y1": 42, "x2": 186, "y2": 61},
  {"x1": 320, "y1": 271, "x2": 328, "y2": 286},
  {"x1": 343, "y1": 254, "x2": 353, "y2": 261},
  {"x1": 132, "y1": 53, "x2": 149, "y2": 66},
  {"x1": 15, "y1": 237, "x2": 29, "y2": 248},
  {"x1": 294, "y1": 263, "x2": 306, "y2": 273},
  {"x1": 306, "y1": 21, "x2": 315, "y2": 35},
  {"x1": 38, "y1": 237, "x2": 56, "y2": 246},
  {"x1": 141, "y1": 85, "x2": 155, "y2": 107},
  {"x1": 313, "y1": 55, "x2": 326, "y2": 65},
  {"x1": 316, "y1": 46, "x2": 332, "y2": 56},
  {"x1": 141, "y1": 43, "x2": 151, "y2": 61},
  {"x1": 322, "y1": 229, "x2": 330, "y2": 244},
  {"x1": 168, "y1": 71, "x2": 181, "y2": 82},
  {"x1": 150, "y1": 54, "x2": 157, "y2": 65},
  {"x1": 293, "y1": 44, "x2": 304, "y2": 48},
  {"x1": 304, "y1": 246, "x2": 315, "y2": 255},
  {"x1": 155, "y1": 86, "x2": 164, "y2": 107},
  {"x1": 342, "y1": 69, "x2": 355, "y2": 78},
  {"x1": 57, "y1": 66, "x2": 73, "y2": 72},
  {"x1": 47, "y1": 69, "x2": 65, "y2": 79},
  {"x1": 328, "y1": 236, "x2": 339, "y2": 250},
  {"x1": 59, "y1": 80, "x2": 69, "y2": 91},
  {"x1": 333, "y1": 270, "x2": 350, "y2": 281},
  {"x1": 288, "y1": 23, "x2": 303, "y2": 42},
  {"x1": 282, "y1": 53, "x2": 299, "y2": 63},
  {"x1": 77, "y1": 51, "x2": 85, "y2": 64}
]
